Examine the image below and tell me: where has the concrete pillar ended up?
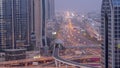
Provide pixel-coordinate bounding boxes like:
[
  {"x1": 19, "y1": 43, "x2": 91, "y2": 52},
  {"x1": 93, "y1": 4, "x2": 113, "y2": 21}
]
[
  {"x1": 44, "y1": 60, "x2": 46, "y2": 63},
  {"x1": 66, "y1": 65, "x2": 68, "y2": 68},
  {"x1": 25, "y1": 63, "x2": 28, "y2": 66},
  {"x1": 58, "y1": 62, "x2": 61, "y2": 68},
  {"x1": 55, "y1": 60, "x2": 58, "y2": 68}
]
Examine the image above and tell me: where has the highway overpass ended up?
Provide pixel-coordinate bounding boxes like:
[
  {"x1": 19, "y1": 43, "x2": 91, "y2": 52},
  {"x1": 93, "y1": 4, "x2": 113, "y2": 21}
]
[{"x1": 53, "y1": 44, "x2": 98, "y2": 68}]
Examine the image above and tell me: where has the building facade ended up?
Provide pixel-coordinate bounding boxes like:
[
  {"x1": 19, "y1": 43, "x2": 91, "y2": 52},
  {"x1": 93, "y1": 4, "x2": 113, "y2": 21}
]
[
  {"x1": 34, "y1": 0, "x2": 47, "y2": 50},
  {"x1": 45, "y1": 0, "x2": 55, "y2": 20},
  {"x1": 0, "y1": 0, "x2": 47, "y2": 54},
  {"x1": 101, "y1": 0, "x2": 120, "y2": 68},
  {"x1": 0, "y1": 0, "x2": 33, "y2": 50},
  {"x1": 33, "y1": 0, "x2": 48, "y2": 54}
]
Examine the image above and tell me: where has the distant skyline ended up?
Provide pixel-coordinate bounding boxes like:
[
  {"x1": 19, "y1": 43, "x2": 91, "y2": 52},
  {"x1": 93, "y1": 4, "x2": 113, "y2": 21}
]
[{"x1": 55, "y1": 0, "x2": 102, "y2": 13}]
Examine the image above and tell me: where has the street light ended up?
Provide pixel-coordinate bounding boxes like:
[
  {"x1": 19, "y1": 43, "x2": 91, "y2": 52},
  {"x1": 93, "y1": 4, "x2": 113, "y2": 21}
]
[{"x1": 52, "y1": 32, "x2": 56, "y2": 35}]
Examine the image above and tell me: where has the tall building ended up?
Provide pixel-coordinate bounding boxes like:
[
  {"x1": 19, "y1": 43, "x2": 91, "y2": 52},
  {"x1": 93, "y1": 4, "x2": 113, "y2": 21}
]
[
  {"x1": 34, "y1": 0, "x2": 47, "y2": 49},
  {"x1": 0, "y1": 0, "x2": 47, "y2": 54},
  {"x1": 45, "y1": 0, "x2": 55, "y2": 20},
  {"x1": 101, "y1": 0, "x2": 120, "y2": 68},
  {"x1": 34, "y1": 0, "x2": 48, "y2": 54},
  {"x1": 0, "y1": 0, "x2": 33, "y2": 50},
  {"x1": 42, "y1": 0, "x2": 49, "y2": 55}
]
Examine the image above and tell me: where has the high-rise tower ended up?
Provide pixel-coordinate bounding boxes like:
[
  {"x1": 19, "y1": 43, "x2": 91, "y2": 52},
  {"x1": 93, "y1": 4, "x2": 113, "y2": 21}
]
[
  {"x1": 34, "y1": 0, "x2": 48, "y2": 55},
  {"x1": 0, "y1": 0, "x2": 32, "y2": 49},
  {"x1": 101, "y1": 0, "x2": 120, "y2": 68},
  {"x1": 0, "y1": 0, "x2": 48, "y2": 55},
  {"x1": 45, "y1": 0, "x2": 55, "y2": 20}
]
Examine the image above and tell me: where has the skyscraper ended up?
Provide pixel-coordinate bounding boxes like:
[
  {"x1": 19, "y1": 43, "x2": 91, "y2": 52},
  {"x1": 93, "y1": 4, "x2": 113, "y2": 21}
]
[
  {"x1": 42, "y1": 0, "x2": 48, "y2": 55},
  {"x1": 45, "y1": 0, "x2": 55, "y2": 20},
  {"x1": 0, "y1": 0, "x2": 47, "y2": 55},
  {"x1": 34, "y1": 0, "x2": 47, "y2": 49},
  {"x1": 0, "y1": 0, "x2": 33, "y2": 50},
  {"x1": 101, "y1": 0, "x2": 120, "y2": 68},
  {"x1": 34, "y1": 0, "x2": 48, "y2": 54}
]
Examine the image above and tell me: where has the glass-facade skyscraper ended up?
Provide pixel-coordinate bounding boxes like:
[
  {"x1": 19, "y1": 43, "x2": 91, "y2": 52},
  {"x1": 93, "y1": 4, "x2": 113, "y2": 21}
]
[
  {"x1": 45, "y1": 0, "x2": 55, "y2": 20},
  {"x1": 101, "y1": 0, "x2": 120, "y2": 68},
  {"x1": 0, "y1": 0, "x2": 33, "y2": 49},
  {"x1": 0, "y1": 0, "x2": 48, "y2": 55}
]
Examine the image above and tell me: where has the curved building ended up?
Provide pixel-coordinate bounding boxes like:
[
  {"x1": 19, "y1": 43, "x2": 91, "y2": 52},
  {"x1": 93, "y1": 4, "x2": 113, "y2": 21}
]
[{"x1": 101, "y1": 0, "x2": 120, "y2": 68}]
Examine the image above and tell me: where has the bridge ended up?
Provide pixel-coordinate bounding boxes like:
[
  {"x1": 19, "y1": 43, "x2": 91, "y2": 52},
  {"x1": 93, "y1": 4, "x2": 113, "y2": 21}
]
[
  {"x1": 0, "y1": 57, "x2": 53, "y2": 66},
  {"x1": 64, "y1": 45, "x2": 100, "y2": 49},
  {"x1": 52, "y1": 39, "x2": 99, "y2": 68}
]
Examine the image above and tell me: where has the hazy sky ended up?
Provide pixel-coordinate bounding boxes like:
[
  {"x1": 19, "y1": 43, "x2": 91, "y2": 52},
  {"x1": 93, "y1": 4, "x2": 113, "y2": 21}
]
[{"x1": 55, "y1": 0, "x2": 102, "y2": 13}]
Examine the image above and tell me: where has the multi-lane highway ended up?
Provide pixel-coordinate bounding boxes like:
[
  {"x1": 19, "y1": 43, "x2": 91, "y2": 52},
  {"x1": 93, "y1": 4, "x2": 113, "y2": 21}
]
[
  {"x1": 57, "y1": 13, "x2": 100, "y2": 47},
  {"x1": 53, "y1": 11, "x2": 101, "y2": 68}
]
